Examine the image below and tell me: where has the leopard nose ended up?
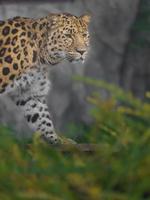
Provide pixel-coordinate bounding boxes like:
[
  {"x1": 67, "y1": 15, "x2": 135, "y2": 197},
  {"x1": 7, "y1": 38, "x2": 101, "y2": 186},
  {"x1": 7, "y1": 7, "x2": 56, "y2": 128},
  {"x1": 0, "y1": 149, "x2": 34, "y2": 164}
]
[{"x1": 76, "y1": 49, "x2": 86, "y2": 55}]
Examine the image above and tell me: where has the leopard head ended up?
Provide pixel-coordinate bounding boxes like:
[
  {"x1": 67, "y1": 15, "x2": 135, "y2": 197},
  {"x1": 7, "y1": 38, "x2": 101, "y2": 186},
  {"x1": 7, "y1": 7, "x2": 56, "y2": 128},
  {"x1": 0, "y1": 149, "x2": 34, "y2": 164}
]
[{"x1": 46, "y1": 13, "x2": 91, "y2": 64}]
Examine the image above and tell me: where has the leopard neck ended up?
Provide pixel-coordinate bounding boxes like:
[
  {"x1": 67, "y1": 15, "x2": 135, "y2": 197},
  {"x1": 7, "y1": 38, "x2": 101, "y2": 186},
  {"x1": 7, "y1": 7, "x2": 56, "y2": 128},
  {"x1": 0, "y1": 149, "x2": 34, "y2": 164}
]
[
  {"x1": 30, "y1": 16, "x2": 63, "y2": 65},
  {"x1": 30, "y1": 17, "x2": 49, "y2": 64}
]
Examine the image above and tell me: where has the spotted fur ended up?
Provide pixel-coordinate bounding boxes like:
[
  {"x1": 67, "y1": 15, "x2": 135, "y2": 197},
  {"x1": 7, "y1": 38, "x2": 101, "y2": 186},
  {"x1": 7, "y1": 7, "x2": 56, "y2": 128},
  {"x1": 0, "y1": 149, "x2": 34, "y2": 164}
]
[{"x1": 0, "y1": 13, "x2": 90, "y2": 144}]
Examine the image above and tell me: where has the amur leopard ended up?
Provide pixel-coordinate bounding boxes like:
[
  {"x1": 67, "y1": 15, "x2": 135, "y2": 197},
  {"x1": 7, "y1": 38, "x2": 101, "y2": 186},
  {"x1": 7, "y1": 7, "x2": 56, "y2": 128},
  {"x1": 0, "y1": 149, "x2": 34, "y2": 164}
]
[{"x1": 0, "y1": 13, "x2": 90, "y2": 144}]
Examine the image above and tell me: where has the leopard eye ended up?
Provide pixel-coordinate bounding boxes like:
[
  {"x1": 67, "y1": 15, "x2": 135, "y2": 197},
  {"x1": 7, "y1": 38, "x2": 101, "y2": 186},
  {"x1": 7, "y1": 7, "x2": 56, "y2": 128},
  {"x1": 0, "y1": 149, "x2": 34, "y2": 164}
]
[
  {"x1": 83, "y1": 33, "x2": 87, "y2": 37},
  {"x1": 65, "y1": 33, "x2": 72, "y2": 38}
]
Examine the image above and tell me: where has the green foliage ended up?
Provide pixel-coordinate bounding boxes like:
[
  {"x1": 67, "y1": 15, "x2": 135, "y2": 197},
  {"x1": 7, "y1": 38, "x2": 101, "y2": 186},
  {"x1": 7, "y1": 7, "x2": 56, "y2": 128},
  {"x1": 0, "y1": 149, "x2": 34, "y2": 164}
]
[{"x1": 0, "y1": 77, "x2": 150, "y2": 200}]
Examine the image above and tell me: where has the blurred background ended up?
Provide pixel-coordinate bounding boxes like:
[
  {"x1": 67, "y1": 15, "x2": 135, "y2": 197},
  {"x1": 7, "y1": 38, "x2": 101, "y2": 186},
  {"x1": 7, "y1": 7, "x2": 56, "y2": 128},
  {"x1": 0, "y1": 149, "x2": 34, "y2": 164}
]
[
  {"x1": 0, "y1": 0, "x2": 149, "y2": 137},
  {"x1": 0, "y1": 1, "x2": 150, "y2": 199}
]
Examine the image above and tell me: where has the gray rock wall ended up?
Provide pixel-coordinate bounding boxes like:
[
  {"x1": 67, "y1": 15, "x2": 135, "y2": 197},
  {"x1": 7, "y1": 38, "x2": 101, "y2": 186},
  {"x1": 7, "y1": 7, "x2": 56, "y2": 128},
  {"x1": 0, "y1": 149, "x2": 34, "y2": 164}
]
[
  {"x1": 0, "y1": 0, "x2": 144, "y2": 137},
  {"x1": 119, "y1": 0, "x2": 150, "y2": 98}
]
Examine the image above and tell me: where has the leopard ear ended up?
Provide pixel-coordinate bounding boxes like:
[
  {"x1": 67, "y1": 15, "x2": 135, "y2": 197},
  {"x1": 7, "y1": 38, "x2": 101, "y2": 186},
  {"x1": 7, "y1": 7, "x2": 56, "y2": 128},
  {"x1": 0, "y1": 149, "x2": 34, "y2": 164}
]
[
  {"x1": 80, "y1": 14, "x2": 91, "y2": 24},
  {"x1": 50, "y1": 14, "x2": 59, "y2": 25},
  {"x1": 47, "y1": 13, "x2": 61, "y2": 27}
]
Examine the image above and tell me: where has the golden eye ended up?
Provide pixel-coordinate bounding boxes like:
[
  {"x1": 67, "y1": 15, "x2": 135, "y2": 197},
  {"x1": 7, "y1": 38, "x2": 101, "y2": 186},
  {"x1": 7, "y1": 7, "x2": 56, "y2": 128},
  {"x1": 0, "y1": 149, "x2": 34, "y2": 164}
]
[
  {"x1": 83, "y1": 33, "x2": 87, "y2": 37},
  {"x1": 65, "y1": 33, "x2": 71, "y2": 38}
]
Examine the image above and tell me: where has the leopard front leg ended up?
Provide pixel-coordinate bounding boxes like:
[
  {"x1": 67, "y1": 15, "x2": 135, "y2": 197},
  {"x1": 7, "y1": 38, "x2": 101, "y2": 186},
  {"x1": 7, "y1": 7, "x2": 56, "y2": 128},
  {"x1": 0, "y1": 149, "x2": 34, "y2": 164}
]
[
  {"x1": 10, "y1": 68, "x2": 75, "y2": 145},
  {"x1": 15, "y1": 96, "x2": 59, "y2": 144}
]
